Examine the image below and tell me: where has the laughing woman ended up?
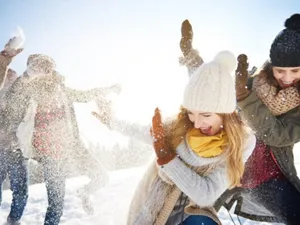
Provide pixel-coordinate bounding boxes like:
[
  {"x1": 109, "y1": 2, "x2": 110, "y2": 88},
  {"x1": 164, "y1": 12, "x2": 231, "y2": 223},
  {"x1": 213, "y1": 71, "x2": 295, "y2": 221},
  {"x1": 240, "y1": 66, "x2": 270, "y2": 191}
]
[{"x1": 93, "y1": 51, "x2": 256, "y2": 225}]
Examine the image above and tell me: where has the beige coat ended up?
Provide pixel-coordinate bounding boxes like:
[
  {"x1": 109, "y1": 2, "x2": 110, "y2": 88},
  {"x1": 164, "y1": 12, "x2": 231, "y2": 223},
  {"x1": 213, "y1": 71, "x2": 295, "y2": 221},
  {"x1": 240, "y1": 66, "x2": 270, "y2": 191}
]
[{"x1": 127, "y1": 159, "x2": 222, "y2": 225}]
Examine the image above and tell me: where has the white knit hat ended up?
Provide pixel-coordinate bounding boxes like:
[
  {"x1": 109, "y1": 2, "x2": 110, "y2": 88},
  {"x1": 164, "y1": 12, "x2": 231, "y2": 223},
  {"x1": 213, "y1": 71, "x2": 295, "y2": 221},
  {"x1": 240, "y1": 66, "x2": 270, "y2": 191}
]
[{"x1": 182, "y1": 50, "x2": 237, "y2": 113}]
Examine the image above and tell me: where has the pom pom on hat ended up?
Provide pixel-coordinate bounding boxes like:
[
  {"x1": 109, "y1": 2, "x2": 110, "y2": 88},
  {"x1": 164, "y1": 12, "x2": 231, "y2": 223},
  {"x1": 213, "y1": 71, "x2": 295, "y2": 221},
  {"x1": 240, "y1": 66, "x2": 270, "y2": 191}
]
[
  {"x1": 182, "y1": 50, "x2": 237, "y2": 113},
  {"x1": 270, "y1": 13, "x2": 300, "y2": 67},
  {"x1": 213, "y1": 50, "x2": 236, "y2": 73},
  {"x1": 285, "y1": 13, "x2": 300, "y2": 31}
]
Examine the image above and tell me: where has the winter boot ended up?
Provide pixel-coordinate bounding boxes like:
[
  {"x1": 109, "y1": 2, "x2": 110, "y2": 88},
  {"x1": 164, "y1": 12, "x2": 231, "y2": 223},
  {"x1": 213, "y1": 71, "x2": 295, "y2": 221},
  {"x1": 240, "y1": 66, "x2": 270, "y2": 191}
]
[
  {"x1": 77, "y1": 187, "x2": 95, "y2": 215},
  {"x1": 6, "y1": 217, "x2": 23, "y2": 225}
]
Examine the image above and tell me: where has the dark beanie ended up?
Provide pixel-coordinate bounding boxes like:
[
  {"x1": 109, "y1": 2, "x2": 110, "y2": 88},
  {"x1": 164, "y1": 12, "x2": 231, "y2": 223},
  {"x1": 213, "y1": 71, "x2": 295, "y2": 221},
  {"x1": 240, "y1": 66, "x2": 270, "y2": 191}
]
[{"x1": 270, "y1": 14, "x2": 300, "y2": 67}]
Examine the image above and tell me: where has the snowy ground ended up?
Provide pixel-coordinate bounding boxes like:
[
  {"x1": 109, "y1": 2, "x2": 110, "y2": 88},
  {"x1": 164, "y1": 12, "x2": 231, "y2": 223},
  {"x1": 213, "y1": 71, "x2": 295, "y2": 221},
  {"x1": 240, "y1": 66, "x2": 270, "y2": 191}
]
[
  {"x1": 2, "y1": 144, "x2": 300, "y2": 225},
  {"x1": 0, "y1": 165, "x2": 286, "y2": 225}
]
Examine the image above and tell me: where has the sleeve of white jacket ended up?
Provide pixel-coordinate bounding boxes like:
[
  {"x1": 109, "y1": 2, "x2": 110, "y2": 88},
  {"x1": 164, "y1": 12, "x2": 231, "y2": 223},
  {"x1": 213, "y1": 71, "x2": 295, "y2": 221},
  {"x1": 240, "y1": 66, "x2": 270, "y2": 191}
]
[
  {"x1": 161, "y1": 132, "x2": 256, "y2": 207},
  {"x1": 109, "y1": 118, "x2": 153, "y2": 145},
  {"x1": 65, "y1": 87, "x2": 99, "y2": 103}
]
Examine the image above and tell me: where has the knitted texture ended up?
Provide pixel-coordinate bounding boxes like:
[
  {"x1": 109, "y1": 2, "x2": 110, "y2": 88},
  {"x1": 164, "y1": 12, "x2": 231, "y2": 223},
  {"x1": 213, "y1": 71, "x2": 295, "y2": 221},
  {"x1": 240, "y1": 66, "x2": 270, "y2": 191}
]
[
  {"x1": 182, "y1": 50, "x2": 236, "y2": 113},
  {"x1": 253, "y1": 73, "x2": 300, "y2": 115}
]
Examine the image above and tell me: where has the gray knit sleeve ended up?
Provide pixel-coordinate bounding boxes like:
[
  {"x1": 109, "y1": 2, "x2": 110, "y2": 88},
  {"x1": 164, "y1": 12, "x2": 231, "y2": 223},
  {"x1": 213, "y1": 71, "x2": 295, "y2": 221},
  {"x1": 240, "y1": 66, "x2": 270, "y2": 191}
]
[{"x1": 161, "y1": 157, "x2": 229, "y2": 207}]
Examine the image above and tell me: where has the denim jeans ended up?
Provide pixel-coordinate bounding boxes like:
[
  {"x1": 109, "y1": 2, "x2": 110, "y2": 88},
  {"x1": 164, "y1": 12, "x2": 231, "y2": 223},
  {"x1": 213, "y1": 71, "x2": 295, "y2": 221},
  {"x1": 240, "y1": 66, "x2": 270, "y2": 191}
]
[
  {"x1": 183, "y1": 215, "x2": 218, "y2": 225},
  {"x1": 41, "y1": 157, "x2": 66, "y2": 225},
  {"x1": 0, "y1": 149, "x2": 29, "y2": 222}
]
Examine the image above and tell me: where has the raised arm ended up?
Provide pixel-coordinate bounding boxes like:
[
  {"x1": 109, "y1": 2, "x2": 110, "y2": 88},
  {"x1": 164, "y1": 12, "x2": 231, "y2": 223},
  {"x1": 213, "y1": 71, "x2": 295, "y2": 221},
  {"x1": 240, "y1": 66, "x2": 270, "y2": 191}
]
[
  {"x1": 109, "y1": 118, "x2": 153, "y2": 145},
  {"x1": 65, "y1": 87, "x2": 102, "y2": 103},
  {"x1": 65, "y1": 84, "x2": 121, "y2": 103},
  {"x1": 179, "y1": 19, "x2": 204, "y2": 76},
  {"x1": 92, "y1": 101, "x2": 153, "y2": 145},
  {"x1": 0, "y1": 54, "x2": 12, "y2": 89},
  {"x1": 0, "y1": 31, "x2": 25, "y2": 133},
  {"x1": 0, "y1": 35, "x2": 24, "y2": 89}
]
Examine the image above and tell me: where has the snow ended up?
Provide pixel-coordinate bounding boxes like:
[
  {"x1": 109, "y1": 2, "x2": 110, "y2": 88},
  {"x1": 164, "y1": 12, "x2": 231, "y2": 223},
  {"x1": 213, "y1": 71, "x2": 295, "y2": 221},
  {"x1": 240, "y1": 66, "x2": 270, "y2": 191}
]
[
  {"x1": 2, "y1": 138, "x2": 300, "y2": 225},
  {"x1": 0, "y1": 164, "x2": 287, "y2": 225}
]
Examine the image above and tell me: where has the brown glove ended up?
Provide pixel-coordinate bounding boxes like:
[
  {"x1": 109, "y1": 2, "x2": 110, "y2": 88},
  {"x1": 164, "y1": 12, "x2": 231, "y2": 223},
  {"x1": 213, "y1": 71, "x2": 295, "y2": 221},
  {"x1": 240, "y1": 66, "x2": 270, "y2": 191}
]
[
  {"x1": 180, "y1": 20, "x2": 193, "y2": 57},
  {"x1": 151, "y1": 108, "x2": 176, "y2": 166},
  {"x1": 235, "y1": 54, "x2": 251, "y2": 101},
  {"x1": 179, "y1": 20, "x2": 203, "y2": 70}
]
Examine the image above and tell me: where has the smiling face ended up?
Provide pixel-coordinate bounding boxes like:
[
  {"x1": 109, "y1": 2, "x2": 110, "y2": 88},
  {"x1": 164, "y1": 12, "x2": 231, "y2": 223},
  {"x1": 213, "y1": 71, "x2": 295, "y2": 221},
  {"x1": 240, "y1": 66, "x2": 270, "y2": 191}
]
[
  {"x1": 272, "y1": 66, "x2": 300, "y2": 88},
  {"x1": 187, "y1": 110, "x2": 223, "y2": 136}
]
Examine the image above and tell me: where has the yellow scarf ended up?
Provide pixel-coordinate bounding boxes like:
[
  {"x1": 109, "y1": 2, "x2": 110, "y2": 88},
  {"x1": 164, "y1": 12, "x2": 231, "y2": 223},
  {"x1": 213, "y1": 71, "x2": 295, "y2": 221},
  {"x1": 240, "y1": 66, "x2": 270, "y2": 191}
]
[{"x1": 186, "y1": 128, "x2": 228, "y2": 158}]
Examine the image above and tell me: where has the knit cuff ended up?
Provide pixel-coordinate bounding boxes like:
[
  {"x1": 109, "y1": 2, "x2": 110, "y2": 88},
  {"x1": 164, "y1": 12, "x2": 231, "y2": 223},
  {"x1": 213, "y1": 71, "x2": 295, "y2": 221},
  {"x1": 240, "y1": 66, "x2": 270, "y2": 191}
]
[{"x1": 157, "y1": 152, "x2": 176, "y2": 166}]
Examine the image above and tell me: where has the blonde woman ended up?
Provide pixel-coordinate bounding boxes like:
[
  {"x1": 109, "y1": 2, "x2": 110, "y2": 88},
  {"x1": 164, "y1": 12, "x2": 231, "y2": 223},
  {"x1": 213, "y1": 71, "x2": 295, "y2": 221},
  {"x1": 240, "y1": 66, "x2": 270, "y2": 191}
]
[{"x1": 94, "y1": 51, "x2": 256, "y2": 225}]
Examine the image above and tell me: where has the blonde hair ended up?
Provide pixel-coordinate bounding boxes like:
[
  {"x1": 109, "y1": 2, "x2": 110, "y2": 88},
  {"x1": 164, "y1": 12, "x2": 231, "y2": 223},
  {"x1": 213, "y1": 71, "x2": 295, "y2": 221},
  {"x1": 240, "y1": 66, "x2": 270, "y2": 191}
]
[{"x1": 165, "y1": 106, "x2": 247, "y2": 188}]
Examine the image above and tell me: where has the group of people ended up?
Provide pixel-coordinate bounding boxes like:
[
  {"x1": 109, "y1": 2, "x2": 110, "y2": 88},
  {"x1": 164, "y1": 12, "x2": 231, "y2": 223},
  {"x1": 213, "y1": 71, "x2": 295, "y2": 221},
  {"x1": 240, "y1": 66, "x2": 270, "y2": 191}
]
[
  {"x1": 0, "y1": 34, "x2": 121, "y2": 224},
  {"x1": 0, "y1": 12, "x2": 300, "y2": 225}
]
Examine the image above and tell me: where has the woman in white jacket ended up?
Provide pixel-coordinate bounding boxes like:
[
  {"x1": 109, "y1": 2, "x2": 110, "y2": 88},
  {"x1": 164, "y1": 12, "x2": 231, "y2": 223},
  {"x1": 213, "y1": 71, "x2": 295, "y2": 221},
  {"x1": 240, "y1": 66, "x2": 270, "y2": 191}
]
[{"x1": 93, "y1": 51, "x2": 256, "y2": 225}]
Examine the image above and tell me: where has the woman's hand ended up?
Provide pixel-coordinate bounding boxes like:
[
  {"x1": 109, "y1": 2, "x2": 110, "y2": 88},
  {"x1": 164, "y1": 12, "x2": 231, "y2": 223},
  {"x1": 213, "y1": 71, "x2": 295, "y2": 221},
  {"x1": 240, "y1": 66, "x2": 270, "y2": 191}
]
[
  {"x1": 92, "y1": 98, "x2": 112, "y2": 127},
  {"x1": 151, "y1": 107, "x2": 176, "y2": 165}
]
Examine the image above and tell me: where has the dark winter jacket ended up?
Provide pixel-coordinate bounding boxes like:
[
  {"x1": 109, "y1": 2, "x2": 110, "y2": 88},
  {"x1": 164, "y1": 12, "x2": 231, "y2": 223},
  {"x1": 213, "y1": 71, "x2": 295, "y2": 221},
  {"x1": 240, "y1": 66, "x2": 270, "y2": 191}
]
[{"x1": 214, "y1": 77, "x2": 300, "y2": 222}]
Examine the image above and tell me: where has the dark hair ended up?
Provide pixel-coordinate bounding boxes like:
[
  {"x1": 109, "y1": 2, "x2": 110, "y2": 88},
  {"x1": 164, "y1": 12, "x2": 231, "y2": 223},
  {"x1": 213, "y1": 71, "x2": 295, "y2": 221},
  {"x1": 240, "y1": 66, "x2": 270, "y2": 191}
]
[{"x1": 261, "y1": 61, "x2": 300, "y2": 94}]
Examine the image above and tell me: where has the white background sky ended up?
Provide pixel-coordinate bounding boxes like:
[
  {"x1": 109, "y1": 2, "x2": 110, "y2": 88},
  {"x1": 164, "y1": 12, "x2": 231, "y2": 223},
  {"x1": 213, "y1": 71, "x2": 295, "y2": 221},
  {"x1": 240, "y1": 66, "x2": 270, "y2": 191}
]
[{"x1": 1, "y1": 0, "x2": 299, "y2": 146}]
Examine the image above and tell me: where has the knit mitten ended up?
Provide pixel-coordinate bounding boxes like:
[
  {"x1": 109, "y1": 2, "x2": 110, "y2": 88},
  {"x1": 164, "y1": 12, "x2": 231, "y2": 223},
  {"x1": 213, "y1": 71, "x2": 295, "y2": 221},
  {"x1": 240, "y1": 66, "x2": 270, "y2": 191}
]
[
  {"x1": 151, "y1": 108, "x2": 176, "y2": 166},
  {"x1": 236, "y1": 54, "x2": 251, "y2": 101},
  {"x1": 179, "y1": 20, "x2": 204, "y2": 72},
  {"x1": 180, "y1": 19, "x2": 193, "y2": 57}
]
